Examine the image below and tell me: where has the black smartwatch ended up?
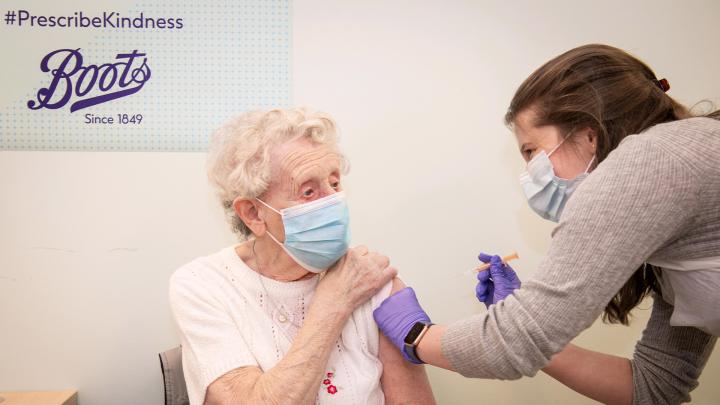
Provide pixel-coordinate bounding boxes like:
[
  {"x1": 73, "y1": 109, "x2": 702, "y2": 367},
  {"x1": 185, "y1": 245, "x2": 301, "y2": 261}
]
[{"x1": 403, "y1": 321, "x2": 433, "y2": 364}]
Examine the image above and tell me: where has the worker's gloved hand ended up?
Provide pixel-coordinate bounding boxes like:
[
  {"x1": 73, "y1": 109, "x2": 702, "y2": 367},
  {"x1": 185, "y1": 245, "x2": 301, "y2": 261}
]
[
  {"x1": 476, "y1": 253, "x2": 521, "y2": 308},
  {"x1": 373, "y1": 287, "x2": 431, "y2": 364}
]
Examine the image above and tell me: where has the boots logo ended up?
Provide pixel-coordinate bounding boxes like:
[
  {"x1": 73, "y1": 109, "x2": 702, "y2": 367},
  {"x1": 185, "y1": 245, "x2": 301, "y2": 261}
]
[{"x1": 27, "y1": 48, "x2": 151, "y2": 113}]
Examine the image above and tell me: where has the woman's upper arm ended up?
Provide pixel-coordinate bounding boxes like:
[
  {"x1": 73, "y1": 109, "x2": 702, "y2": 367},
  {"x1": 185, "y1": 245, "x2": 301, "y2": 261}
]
[
  {"x1": 378, "y1": 278, "x2": 436, "y2": 405},
  {"x1": 631, "y1": 297, "x2": 717, "y2": 405},
  {"x1": 169, "y1": 269, "x2": 258, "y2": 404}
]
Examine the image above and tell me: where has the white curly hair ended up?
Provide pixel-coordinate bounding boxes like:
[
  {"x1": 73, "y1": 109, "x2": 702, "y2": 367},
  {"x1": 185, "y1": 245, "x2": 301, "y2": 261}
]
[{"x1": 207, "y1": 107, "x2": 348, "y2": 239}]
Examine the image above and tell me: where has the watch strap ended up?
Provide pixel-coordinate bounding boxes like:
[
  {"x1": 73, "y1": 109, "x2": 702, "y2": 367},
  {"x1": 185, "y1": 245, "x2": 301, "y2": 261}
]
[{"x1": 403, "y1": 322, "x2": 433, "y2": 364}]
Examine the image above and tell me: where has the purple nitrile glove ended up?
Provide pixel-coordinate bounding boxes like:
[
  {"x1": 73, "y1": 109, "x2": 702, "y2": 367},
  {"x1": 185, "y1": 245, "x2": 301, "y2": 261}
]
[
  {"x1": 373, "y1": 287, "x2": 431, "y2": 364},
  {"x1": 476, "y1": 252, "x2": 522, "y2": 307}
]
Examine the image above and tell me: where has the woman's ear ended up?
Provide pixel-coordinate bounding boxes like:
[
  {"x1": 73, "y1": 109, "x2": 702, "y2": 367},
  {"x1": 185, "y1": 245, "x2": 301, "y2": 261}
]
[
  {"x1": 573, "y1": 127, "x2": 597, "y2": 156},
  {"x1": 585, "y1": 127, "x2": 597, "y2": 153},
  {"x1": 234, "y1": 199, "x2": 266, "y2": 236}
]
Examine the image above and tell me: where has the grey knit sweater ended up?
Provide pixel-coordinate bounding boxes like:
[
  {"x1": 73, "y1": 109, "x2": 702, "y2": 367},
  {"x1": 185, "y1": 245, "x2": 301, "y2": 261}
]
[{"x1": 441, "y1": 117, "x2": 720, "y2": 404}]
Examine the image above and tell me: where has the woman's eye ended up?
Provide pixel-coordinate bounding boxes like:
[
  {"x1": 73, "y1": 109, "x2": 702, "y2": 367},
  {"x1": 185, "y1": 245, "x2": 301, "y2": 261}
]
[
  {"x1": 331, "y1": 181, "x2": 340, "y2": 189},
  {"x1": 303, "y1": 189, "x2": 314, "y2": 197}
]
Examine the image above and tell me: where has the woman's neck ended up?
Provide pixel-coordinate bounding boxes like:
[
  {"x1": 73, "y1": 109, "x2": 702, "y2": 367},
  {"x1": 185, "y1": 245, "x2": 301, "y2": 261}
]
[{"x1": 236, "y1": 237, "x2": 313, "y2": 282}]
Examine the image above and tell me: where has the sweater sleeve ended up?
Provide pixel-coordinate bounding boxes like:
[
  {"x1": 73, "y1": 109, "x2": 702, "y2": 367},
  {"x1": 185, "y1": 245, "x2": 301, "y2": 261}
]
[
  {"x1": 441, "y1": 134, "x2": 703, "y2": 379},
  {"x1": 169, "y1": 265, "x2": 258, "y2": 405},
  {"x1": 631, "y1": 296, "x2": 717, "y2": 405}
]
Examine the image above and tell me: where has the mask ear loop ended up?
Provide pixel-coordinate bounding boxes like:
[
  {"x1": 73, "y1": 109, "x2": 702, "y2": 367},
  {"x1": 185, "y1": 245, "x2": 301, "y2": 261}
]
[
  {"x1": 547, "y1": 129, "x2": 596, "y2": 174},
  {"x1": 256, "y1": 197, "x2": 282, "y2": 215},
  {"x1": 547, "y1": 128, "x2": 575, "y2": 157},
  {"x1": 583, "y1": 155, "x2": 596, "y2": 173},
  {"x1": 254, "y1": 198, "x2": 285, "y2": 246}
]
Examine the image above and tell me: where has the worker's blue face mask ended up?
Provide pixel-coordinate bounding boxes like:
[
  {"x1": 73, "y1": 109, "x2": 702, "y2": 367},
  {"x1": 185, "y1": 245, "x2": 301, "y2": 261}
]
[
  {"x1": 256, "y1": 191, "x2": 350, "y2": 273},
  {"x1": 519, "y1": 136, "x2": 595, "y2": 222}
]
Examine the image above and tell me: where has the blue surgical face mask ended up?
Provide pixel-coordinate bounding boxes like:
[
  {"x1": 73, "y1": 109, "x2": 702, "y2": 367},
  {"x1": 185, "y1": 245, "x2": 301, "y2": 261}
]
[
  {"x1": 256, "y1": 191, "x2": 351, "y2": 273},
  {"x1": 519, "y1": 136, "x2": 595, "y2": 222}
]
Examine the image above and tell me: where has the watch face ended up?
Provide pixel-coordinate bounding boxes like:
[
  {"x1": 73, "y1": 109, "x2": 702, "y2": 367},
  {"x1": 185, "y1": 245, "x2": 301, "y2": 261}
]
[{"x1": 404, "y1": 322, "x2": 426, "y2": 345}]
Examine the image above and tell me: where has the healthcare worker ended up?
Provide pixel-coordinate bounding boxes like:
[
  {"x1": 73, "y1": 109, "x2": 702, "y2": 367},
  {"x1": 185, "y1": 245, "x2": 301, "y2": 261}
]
[{"x1": 372, "y1": 44, "x2": 720, "y2": 405}]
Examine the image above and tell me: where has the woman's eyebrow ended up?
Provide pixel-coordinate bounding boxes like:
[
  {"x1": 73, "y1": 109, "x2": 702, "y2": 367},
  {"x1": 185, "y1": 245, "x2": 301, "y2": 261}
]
[
  {"x1": 293, "y1": 177, "x2": 312, "y2": 192},
  {"x1": 290, "y1": 168, "x2": 326, "y2": 195}
]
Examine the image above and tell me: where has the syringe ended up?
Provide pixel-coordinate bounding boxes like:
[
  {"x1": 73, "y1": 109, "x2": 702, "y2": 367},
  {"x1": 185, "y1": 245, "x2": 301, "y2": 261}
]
[{"x1": 474, "y1": 252, "x2": 519, "y2": 272}]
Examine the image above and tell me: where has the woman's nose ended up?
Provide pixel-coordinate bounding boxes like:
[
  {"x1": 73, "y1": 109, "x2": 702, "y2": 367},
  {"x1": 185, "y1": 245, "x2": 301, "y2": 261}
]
[{"x1": 318, "y1": 183, "x2": 339, "y2": 198}]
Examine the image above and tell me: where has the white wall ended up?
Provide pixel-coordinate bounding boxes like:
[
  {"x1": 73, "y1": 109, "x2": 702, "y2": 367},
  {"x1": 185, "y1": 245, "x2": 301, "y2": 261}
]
[{"x1": 2, "y1": 1, "x2": 719, "y2": 404}]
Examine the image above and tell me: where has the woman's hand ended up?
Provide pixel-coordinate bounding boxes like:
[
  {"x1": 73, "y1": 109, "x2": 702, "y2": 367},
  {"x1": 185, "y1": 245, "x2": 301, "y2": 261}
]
[
  {"x1": 317, "y1": 245, "x2": 397, "y2": 313},
  {"x1": 378, "y1": 279, "x2": 437, "y2": 404},
  {"x1": 373, "y1": 287, "x2": 431, "y2": 363},
  {"x1": 475, "y1": 252, "x2": 522, "y2": 307}
]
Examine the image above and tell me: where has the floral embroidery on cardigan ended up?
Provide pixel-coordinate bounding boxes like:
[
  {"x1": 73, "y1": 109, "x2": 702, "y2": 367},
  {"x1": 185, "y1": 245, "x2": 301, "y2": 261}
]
[{"x1": 323, "y1": 371, "x2": 338, "y2": 395}]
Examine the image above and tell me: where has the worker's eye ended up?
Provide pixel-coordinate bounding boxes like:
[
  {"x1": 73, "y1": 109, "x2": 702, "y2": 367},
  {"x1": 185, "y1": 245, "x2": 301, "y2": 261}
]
[
  {"x1": 523, "y1": 148, "x2": 535, "y2": 160},
  {"x1": 302, "y1": 188, "x2": 314, "y2": 197}
]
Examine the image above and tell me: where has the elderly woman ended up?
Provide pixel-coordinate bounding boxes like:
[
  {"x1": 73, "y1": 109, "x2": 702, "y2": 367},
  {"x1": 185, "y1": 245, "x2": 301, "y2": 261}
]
[{"x1": 169, "y1": 107, "x2": 435, "y2": 405}]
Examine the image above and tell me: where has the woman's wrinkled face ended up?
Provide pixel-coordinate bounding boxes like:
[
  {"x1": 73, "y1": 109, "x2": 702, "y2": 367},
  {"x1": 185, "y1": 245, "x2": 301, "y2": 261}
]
[
  {"x1": 258, "y1": 136, "x2": 343, "y2": 240},
  {"x1": 513, "y1": 108, "x2": 596, "y2": 179}
]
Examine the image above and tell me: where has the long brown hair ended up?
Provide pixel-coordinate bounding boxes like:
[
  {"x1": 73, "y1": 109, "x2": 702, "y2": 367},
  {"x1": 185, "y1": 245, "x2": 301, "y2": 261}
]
[{"x1": 505, "y1": 44, "x2": 719, "y2": 324}]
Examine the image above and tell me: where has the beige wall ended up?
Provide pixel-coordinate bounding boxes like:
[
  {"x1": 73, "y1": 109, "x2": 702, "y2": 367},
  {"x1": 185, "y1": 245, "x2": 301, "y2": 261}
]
[{"x1": 1, "y1": 0, "x2": 718, "y2": 404}]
